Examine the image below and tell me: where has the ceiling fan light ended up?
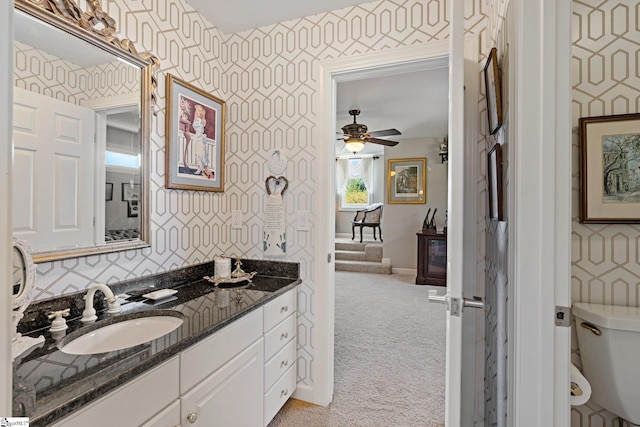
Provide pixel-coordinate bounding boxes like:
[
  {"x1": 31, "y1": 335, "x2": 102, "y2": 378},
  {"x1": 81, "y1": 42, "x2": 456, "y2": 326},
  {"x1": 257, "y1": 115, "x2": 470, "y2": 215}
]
[{"x1": 345, "y1": 138, "x2": 365, "y2": 153}]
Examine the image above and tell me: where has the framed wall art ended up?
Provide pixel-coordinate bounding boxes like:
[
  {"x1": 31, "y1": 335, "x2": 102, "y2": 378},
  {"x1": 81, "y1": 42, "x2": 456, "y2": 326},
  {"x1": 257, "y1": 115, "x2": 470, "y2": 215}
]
[
  {"x1": 579, "y1": 113, "x2": 640, "y2": 223},
  {"x1": 165, "y1": 74, "x2": 226, "y2": 192},
  {"x1": 387, "y1": 158, "x2": 426, "y2": 204},
  {"x1": 105, "y1": 183, "x2": 113, "y2": 201},
  {"x1": 121, "y1": 183, "x2": 140, "y2": 201},
  {"x1": 487, "y1": 144, "x2": 504, "y2": 221},
  {"x1": 127, "y1": 200, "x2": 139, "y2": 218},
  {"x1": 484, "y1": 47, "x2": 503, "y2": 135}
]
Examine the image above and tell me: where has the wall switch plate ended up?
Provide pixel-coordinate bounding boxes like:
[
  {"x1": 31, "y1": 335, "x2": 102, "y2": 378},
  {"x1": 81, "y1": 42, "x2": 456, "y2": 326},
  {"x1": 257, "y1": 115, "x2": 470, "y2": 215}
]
[
  {"x1": 297, "y1": 211, "x2": 309, "y2": 231},
  {"x1": 231, "y1": 210, "x2": 243, "y2": 229}
]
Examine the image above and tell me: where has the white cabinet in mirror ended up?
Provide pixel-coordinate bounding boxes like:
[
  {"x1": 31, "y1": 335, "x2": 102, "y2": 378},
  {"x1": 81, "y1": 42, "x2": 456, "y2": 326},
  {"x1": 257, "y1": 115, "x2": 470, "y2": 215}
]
[
  {"x1": 12, "y1": 237, "x2": 44, "y2": 361},
  {"x1": 12, "y1": 0, "x2": 159, "y2": 262}
]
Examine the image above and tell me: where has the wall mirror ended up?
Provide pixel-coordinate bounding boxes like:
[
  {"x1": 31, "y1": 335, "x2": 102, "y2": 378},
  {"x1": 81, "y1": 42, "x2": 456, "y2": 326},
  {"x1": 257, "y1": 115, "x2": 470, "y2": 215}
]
[{"x1": 12, "y1": 0, "x2": 158, "y2": 262}]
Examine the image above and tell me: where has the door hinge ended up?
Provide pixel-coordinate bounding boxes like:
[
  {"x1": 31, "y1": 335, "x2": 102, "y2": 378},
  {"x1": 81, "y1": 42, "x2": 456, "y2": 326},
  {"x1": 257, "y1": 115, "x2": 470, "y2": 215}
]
[{"x1": 555, "y1": 305, "x2": 571, "y2": 327}]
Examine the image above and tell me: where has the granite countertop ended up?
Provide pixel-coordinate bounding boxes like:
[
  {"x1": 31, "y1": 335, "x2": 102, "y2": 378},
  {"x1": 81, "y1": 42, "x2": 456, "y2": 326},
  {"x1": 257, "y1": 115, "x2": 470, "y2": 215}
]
[{"x1": 13, "y1": 259, "x2": 301, "y2": 427}]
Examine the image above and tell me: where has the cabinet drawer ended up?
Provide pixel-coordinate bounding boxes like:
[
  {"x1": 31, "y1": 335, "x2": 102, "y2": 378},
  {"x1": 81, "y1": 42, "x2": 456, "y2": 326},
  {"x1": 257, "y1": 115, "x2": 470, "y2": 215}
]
[
  {"x1": 264, "y1": 313, "x2": 296, "y2": 361},
  {"x1": 264, "y1": 363, "x2": 297, "y2": 426},
  {"x1": 140, "y1": 400, "x2": 180, "y2": 427},
  {"x1": 264, "y1": 290, "x2": 296, "y2": 331},
  {"x1": 264, "y1": 338, "x2": 296, "y2": 392},
  {"x1": 50, "y1": 357, "x2": 179, "y2": 427},
  {"x1": 181, "y1": 308, "x2": 262, "y2": 392}
]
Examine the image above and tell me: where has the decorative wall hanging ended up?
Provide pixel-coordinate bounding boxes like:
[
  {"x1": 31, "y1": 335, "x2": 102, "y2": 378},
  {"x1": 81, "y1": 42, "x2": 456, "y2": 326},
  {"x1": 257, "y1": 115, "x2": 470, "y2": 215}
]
[
  {"x1": 387, "y1": 158, "x2": 426, "y2": 204},
  {"x1": 264, "y1": 175, "x2": 288, "y2": 257},
  {"x1": 487, "y1": 144, "x2": 504, "y2": 221},
  {"x1": 579, "y1": 113, "x2": 640, "y2": 223},
  {"x1": 165, "y1": 74, "x2": 226, "y2": 192},
  {"x1": 105, "y1": 183, "x2": 113, "y2": 201},
  {"x1": 484, "y1": 47, "x2": 503, "y2": 135}
]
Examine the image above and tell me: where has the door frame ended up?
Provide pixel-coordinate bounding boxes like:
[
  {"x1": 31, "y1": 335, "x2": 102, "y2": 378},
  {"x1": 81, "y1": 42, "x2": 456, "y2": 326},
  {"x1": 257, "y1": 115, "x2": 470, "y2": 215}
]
[
  {"x1": 507, "y1": 0, "x2": 572, "y2": 425},
  {"x1": 314, "y1": 38, "x2": 477, "y2": 409},
  {"x1": 1, "y1": 0, "x2": 13, "y2": 416}
]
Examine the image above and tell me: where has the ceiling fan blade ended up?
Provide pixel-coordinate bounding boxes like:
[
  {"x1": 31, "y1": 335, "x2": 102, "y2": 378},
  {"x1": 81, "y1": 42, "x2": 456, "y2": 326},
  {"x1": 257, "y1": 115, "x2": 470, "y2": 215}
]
[
  {"x1": 365, "y1": 137, "x2": 399, "y2": 147},
  {"x1": 368, "y1": 128, "x2": 401, "y2": 137}
]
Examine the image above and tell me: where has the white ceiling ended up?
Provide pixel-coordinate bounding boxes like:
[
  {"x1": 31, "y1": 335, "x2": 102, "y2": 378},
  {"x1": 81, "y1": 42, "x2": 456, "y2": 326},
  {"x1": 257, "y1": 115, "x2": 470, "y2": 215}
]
[
  {"x1": 335, "y1": 66, "x2": 449, "y2": 155},
  {"x1": 183, "y1": 0, "x2": 376, "y2": 34}
]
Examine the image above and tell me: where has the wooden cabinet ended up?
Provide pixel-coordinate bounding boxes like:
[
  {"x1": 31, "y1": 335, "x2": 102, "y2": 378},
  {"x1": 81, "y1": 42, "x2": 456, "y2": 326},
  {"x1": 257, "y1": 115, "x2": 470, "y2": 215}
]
[
  {"x1": 263, "y1": 289, "x2": 297, "y2": 426},
  {"x1": 416, "y1": 232, "x2": 447, "y2": 286}
]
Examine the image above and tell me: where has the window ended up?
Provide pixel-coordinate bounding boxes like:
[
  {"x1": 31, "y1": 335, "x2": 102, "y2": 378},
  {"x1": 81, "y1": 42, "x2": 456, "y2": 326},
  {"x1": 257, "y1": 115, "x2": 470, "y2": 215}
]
[
  {"x1": 105, "y1": 151, "x2": 140, "y2": 169},
  {"x1": 338, "y1": 157, "x2": 372, "y2": 210}
]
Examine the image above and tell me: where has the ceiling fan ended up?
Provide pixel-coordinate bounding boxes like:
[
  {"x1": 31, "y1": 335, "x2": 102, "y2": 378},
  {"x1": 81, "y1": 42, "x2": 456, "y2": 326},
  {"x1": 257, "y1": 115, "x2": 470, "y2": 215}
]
[{"x1": 338, "y1": 109, "x2": 401, "y2": 153}]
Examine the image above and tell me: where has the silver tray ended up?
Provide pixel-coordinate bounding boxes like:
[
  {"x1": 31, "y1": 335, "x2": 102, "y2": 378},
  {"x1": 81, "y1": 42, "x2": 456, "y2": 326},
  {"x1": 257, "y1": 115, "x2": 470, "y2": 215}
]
[{"x1": 203, "y1": 271, "x2": 257, "y2": 287}]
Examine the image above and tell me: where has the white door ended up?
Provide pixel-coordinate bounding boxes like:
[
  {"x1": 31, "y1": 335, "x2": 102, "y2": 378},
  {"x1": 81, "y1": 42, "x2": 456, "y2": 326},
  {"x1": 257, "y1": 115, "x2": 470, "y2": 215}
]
[
  {"x1": 13, "y1": 87, "x2": 95, "y2": 252},
  {"x1": 427, "y1": 2, "x2": 482, "y2": 425}
]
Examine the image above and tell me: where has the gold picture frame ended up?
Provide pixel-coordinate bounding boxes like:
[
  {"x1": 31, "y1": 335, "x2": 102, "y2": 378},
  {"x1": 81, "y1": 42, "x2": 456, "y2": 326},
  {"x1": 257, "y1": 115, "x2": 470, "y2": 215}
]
[
  {"x1": 484, "y1": 47, "x2": 503, "y2": 135},
  {"x1": 387, "y1": 158, "x2": 426, "y2": 204},
  {"x1": 165, "y1": 74, "x2": 226, "y2": 192}
]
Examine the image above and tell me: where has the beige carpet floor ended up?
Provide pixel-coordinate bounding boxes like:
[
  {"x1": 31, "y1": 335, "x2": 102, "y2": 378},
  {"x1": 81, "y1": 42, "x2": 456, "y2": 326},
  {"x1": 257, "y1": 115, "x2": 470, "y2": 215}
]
[{"x1": 268, "y1": 272, "x2": 446, "y2": 427}]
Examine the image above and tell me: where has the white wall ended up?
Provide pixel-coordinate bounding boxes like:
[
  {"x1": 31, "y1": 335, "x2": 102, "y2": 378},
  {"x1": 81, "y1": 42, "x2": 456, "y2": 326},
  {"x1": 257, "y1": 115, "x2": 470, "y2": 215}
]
[{"x1": 383, "y1": 137, "x2": 448, "y2": 269}]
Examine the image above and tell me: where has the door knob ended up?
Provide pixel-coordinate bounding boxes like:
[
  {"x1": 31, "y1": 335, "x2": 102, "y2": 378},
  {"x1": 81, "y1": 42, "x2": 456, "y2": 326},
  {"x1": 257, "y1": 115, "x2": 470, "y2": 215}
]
[
  {"x1": 187, "y1": 412, "x2": 198, "y2": 423},
  {"x1": 428, "y1": 290, "x2": 484, "y2": 310},
  {"x1": 428, "y1": 290, "x2": 448, "y2": 304}
]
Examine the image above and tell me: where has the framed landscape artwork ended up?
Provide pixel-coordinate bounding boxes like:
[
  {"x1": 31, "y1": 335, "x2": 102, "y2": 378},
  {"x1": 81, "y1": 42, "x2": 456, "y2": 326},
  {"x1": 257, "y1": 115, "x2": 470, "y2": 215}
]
[
  {"x1": 387, "y1": 158, "x2": 426, "y2": 204},
  {"x1": 580, "y1": 113, "x2": 640, "y2": 223},
  {"x1": 165, "y1": 74, "x2": 226, "y2": 192}
]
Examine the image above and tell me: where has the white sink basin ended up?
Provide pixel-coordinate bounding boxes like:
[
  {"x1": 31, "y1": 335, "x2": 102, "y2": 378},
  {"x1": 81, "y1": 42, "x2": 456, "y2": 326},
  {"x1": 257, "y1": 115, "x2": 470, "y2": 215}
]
[{"x1": 60, "y1": 313, "x2": 183, "y2": 355}]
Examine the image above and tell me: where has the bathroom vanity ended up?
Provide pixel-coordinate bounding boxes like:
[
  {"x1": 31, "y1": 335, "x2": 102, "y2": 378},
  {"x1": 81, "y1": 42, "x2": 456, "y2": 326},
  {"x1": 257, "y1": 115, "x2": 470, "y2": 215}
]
[{"x1": 13, "y1": 260, "x2": 300, "y2": 427}]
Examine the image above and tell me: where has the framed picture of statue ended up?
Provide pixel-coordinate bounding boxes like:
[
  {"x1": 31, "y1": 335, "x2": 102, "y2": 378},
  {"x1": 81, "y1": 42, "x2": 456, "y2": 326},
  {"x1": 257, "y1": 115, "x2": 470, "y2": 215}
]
[
  {"x1": 165, "y1": 74, "x2": 226, "y2": 192},
  {"x1": 579, "y1": 113, "x2": 640, "y2": 223}
]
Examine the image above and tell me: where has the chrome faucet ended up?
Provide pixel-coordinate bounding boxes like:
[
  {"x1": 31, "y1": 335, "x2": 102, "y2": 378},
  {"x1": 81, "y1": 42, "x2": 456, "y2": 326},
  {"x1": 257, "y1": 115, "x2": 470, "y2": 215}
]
[{"x1": 81, "y1": 284, "x2": 121, "y2": 323}]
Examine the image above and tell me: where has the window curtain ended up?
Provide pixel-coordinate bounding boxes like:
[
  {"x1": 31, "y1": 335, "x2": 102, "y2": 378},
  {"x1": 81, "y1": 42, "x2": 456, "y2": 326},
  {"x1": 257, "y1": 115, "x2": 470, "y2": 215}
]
[{"x1": 335, "y1": 157, "x2": 375, "y2": 200}]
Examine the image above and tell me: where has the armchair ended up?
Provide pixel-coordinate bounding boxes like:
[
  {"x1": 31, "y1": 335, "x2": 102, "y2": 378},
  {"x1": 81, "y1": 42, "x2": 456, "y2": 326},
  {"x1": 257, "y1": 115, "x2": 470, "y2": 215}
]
[{"x1": 351, "y1": 203, "x2": 383, "y2": 243}]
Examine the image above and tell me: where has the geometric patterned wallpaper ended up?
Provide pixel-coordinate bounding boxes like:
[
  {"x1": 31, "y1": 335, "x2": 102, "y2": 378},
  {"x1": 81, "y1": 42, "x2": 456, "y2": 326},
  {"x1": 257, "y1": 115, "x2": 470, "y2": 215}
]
[
  {"x1": 571, "y1": 1, "x2": 640, "y2": 426},
  {"x1": 14, "y1": 41, "x2": 138, "y2": 104},
  {"x1": 22, "y1": 0, "x2": 487, "y2": 398},
  {"x1": 483, "y1": 0, "x2": 510, "y2": 425}
]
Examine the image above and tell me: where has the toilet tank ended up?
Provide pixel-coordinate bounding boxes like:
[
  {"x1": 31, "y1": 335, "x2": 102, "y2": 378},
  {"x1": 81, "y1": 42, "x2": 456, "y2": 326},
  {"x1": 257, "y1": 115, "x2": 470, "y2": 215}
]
[{"x1": 573, "y1": 303, "x2": 640, "y2": 424}]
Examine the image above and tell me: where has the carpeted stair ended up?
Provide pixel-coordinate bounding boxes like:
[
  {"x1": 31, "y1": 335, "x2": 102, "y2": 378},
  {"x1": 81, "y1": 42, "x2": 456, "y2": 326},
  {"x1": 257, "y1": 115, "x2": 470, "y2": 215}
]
[{"x1": 335, "y1": 240, "x2": 391, "y2": 274}]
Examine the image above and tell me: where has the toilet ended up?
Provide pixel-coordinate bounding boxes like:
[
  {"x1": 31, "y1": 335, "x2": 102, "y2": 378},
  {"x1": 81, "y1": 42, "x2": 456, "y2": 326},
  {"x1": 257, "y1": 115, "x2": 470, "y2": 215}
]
[{"x1": 573, "y1": 302, "x2": 640, "y2": 425}]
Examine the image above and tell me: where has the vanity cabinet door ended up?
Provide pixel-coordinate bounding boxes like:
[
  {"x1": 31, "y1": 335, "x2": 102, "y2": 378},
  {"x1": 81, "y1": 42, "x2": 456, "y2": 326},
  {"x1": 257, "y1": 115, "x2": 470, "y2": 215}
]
[
  {"x1": 140, "y1": 400, "x2": 181, "y2": 427},
  {"x1": 50, "y1": 356, "x2": 179, "y2": 427},
  {"x1": 180, "y1": 338, "x2": 264, "y2": 427}
]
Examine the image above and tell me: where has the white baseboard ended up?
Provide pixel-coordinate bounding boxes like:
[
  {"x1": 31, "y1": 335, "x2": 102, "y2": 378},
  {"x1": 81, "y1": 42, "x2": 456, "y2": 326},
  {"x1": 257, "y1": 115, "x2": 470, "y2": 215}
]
[
  {"x1": 392, "y1": 267, "x2": 416, "y2": 276},
  {"x1": 291, "y1": 383, "x2": 317, "y2": 404}
]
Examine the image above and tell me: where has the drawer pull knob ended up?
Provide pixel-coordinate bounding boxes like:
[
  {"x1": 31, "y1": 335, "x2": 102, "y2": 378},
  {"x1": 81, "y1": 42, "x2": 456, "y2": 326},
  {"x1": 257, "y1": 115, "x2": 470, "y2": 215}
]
[
  {"x1": 281, "y1": 388, "x2": 289, "y2": 397},
  {"x1": 187, "y1": 412, "x2": 198, "y2": 423},
  {"x1": 281, "y1": 359, "x2": 289, "y2": 367},
  {"x1": 281, "y1": 305, "x2": 289, "y2": 313},
  {"x1": 281, "y1": 332, "x2": 289, "y2": 340}
]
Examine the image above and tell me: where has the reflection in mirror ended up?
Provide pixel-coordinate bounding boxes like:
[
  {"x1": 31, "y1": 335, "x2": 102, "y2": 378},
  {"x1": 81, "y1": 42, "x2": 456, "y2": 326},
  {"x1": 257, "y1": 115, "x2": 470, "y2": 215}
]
[
  {"x1": 12, "y1": 1, "x2": 157, "y2": 261},
  {"x1": 12, "y1": 246, "x2": 25, "y2": 297}
]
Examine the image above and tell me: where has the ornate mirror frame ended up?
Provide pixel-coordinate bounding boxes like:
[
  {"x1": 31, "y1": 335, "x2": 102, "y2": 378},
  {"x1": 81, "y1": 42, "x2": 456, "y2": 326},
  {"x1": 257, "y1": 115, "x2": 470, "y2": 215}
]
[
  {"x1": 12, "y1": 237, "x2": 44, "y2": 360},
  {"x1": 15, "y1": 0, "x2": 159, "y2": 262}
]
